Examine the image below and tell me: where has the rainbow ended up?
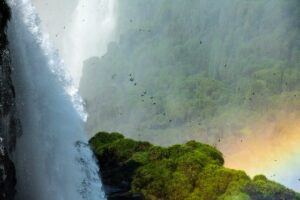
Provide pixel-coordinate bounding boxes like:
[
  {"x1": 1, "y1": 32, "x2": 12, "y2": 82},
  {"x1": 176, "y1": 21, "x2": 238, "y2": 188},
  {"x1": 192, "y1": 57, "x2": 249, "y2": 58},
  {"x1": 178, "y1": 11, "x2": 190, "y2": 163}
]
[{"x1": 221, "y1": 116, "x2": 300, "y2": 191}]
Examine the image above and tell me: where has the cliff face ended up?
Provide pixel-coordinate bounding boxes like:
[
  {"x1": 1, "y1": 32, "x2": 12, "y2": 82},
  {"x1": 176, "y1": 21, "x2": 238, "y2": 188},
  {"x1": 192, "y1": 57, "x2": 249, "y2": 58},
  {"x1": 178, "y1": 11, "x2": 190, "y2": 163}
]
[
  {"x1": 79, "y1": 0, "x2": 300, "y2": 147},
  {"x1": 0, "y1": 1, "x2": 20, "y2": 199}
]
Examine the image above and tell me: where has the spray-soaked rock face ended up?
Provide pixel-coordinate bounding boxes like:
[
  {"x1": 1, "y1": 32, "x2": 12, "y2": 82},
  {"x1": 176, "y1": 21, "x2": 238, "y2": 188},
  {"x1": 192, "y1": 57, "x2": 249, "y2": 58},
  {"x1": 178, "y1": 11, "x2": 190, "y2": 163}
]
[
  {"x1": 0, "y1": 1, "x2": 18, "y2": 199},
  {"x1": 0, "y1": 0, "x2": 11, "y2": 28},
  {"x1": 0, "y1": 142, "x2": 16, "y2": 200}
]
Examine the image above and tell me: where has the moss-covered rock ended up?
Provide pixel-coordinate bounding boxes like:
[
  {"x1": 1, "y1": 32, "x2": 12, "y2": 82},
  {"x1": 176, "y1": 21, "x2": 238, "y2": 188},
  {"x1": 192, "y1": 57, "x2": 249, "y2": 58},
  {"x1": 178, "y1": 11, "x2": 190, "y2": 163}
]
[{"x1": 90, "y1": 132, "x2": 300, "y2": 200}]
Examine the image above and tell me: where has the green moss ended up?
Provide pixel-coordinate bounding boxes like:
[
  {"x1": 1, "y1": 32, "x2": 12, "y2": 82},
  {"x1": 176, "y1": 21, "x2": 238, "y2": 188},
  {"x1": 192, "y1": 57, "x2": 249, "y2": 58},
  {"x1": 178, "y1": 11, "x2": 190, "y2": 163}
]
[
  {"x1": 243, "y1": 175, "x2": 300, "y2": 200},
  {"x1": 90, "y1": 132, "x2": 300, "y2": 200},
  {"x1": 89, "y1": 132, "x2": 124, "y2": 154},
  {"x1": 90, "y1": 131, "x2": 153, "y2": 167}
]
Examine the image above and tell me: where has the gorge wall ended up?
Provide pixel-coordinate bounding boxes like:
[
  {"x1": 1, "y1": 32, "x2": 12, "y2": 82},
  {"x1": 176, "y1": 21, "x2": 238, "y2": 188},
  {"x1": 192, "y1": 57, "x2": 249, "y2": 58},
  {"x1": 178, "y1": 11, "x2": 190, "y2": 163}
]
[
  {"x1": 79, "y1": 0, "x2": 300, "y2": 190},
  {"x1": 0, "y1": 0, "x2": 20, "y2": 199}
]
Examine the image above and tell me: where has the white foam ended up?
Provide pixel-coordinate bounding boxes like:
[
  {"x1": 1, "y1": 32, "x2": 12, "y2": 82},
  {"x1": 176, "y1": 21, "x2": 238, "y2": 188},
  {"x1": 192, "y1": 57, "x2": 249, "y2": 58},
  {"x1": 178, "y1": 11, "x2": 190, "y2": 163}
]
[{"x1": 7, "y1": 0, "x2": 106, "y2": 199}]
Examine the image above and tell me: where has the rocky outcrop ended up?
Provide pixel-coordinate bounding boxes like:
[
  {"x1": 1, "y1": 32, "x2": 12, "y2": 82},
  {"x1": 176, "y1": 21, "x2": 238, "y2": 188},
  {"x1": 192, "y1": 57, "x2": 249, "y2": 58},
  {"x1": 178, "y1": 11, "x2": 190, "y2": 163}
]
[
  {"x1": 90, "y1": 132, "x2": 300, "y2": 200},
  {"x1": 0, "y1": 144, "x2": 16, "y2": 200},
  {"x1": 0, "y1": 1, "x2": 20, "y2": 199},
  {"x1": 0, "y1": 0, "x2": 21, "y2": 152},
  {"x1": 89, "y1": 132, "x2": 145, "y2": 200}
]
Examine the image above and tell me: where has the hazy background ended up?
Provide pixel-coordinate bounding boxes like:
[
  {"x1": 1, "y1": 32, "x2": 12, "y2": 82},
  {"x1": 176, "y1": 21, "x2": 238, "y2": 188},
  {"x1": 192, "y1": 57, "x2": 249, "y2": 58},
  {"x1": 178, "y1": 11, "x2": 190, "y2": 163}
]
[
  {"x1": 31, "y1": 0, "x2": 300, "y2": 191},
  {"x1": 31, "y1": 0, "x2": 78, "y2": 52},
  {"x1": 31, "y1": 0, "x2": 116, "y2": 85}
]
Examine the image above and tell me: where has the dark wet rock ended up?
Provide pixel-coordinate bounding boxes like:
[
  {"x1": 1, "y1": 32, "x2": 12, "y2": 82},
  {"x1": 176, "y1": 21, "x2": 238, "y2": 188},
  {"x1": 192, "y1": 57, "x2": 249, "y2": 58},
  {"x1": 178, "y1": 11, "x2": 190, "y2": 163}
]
[
  {"x1": 89, "y1": 132, "x2": 145, "y2": 200},
  {"x1": 0, "y1": 1, "x2": 20, "y2": 199},
  {"x1": 0, "y1": 142, "x2": 16, "y2": 200}
]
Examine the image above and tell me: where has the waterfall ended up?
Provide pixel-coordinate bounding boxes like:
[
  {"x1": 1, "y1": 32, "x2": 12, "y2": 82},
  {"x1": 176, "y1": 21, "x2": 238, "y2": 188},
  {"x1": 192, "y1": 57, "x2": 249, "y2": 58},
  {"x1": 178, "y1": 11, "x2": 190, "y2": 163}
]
[
  {"x1": 63, "y1": 0, "x2": 116, "y2": 85},
  {"x1": 7, "y1": 0, "x2": 106, "y2": 199}
]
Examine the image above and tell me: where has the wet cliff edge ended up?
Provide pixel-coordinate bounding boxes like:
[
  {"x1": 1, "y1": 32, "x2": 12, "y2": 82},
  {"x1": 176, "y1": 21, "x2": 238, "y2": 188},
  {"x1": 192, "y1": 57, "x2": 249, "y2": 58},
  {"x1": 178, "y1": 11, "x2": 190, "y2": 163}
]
[{"x1": 0, "y1": 1, "x2": 20, "y2": 199}]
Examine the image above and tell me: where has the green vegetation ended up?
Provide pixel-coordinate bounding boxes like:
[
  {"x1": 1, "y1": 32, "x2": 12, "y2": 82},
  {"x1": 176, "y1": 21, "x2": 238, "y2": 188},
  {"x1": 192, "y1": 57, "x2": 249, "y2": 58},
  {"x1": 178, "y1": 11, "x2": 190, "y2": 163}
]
[
  {"x1": 79, "y1": 0, "x2": 300, "y2": 145},
  {"x1": 90, "y1": 132, "x2": 300, "y2": 200}
]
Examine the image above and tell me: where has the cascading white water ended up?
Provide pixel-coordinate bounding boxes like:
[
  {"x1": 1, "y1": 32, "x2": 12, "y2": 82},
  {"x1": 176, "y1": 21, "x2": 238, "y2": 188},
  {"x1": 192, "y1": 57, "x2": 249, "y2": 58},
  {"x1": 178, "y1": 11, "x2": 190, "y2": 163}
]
[
  {"x1": 28, "y1": 0, "x2": 117, "y2": 85},
  {"x1": 63, "y1": 0, "x2": 116, "y2": 85},
  {"x1": 7, "y1": 0, "x2": 106, "y2": 199}
]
